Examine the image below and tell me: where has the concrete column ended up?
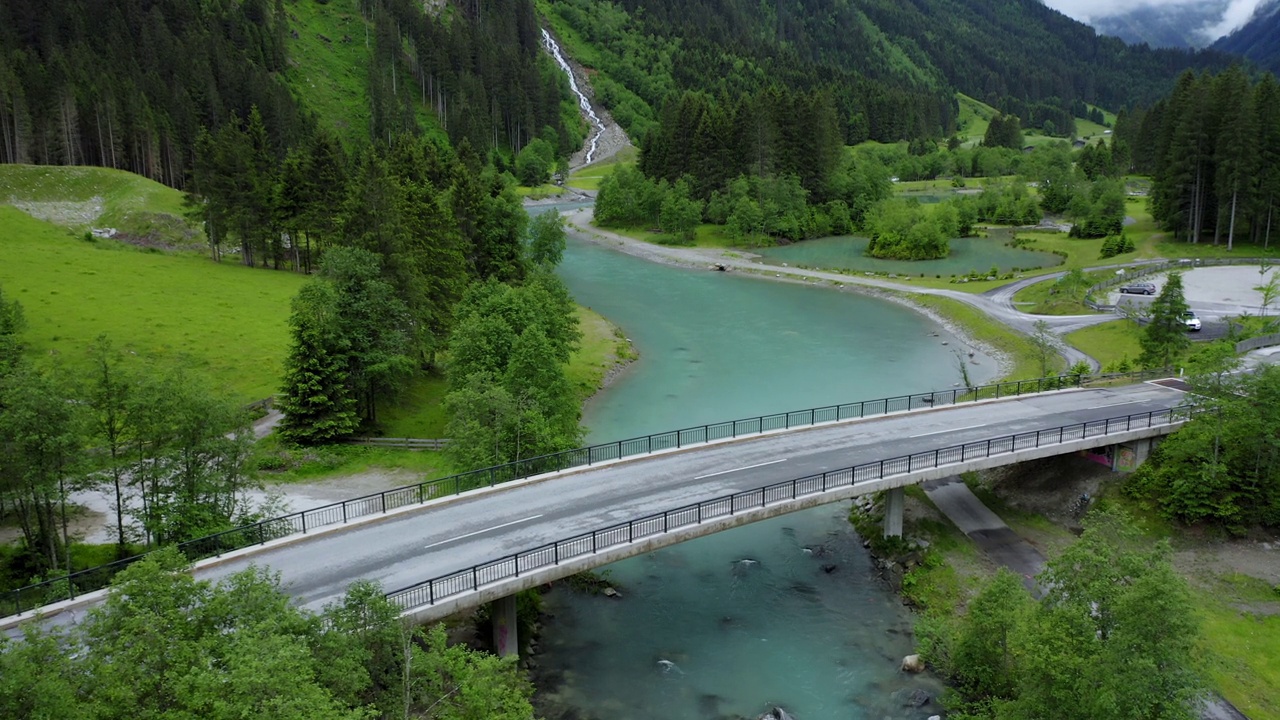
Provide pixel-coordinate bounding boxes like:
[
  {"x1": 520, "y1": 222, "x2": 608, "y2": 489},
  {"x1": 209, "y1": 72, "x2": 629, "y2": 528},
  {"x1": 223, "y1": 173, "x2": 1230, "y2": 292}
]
[
  {"x1": 883, "y1": 487, "x2": 905, "y2": 538},
  {"x1": 491, "y1": 594, "x2": 518, "y2": 658},
  {"x1": 1112, "y1": 438, "x2": 1153, "y2": 472}
]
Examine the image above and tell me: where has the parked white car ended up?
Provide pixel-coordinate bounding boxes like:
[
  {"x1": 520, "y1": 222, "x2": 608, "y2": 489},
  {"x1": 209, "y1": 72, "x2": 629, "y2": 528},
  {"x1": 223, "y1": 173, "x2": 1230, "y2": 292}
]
[{"x1": 1181, "y1": 310, "x2": 1202, "y2": 331}]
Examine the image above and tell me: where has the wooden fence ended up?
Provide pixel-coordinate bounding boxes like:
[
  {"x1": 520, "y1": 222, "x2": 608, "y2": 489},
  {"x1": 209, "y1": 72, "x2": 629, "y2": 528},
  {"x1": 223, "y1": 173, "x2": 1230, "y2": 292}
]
[{"x1": 346, "y1": 437, "x2": 451, "y2": 450}]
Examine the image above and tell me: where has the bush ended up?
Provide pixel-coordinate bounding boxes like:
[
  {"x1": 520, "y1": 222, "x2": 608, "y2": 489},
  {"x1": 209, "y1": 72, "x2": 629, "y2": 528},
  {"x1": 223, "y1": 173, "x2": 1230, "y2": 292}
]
[
  {"x1": 514, "y1": 138, "x2": 556, "y2": 186},
  {"x1": 1098, "y1": 233, "x2": 1135, "y2": 258}
]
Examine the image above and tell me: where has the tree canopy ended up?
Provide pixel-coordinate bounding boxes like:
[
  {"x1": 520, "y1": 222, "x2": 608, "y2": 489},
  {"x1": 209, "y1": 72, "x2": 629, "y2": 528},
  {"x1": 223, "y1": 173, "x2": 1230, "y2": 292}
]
[
  {"x1": 0, "y1": 549, "x2": 537, "y2": 720},
  {"x1": 921, "y1": 508, "x2": 1203, "y2": 720}
]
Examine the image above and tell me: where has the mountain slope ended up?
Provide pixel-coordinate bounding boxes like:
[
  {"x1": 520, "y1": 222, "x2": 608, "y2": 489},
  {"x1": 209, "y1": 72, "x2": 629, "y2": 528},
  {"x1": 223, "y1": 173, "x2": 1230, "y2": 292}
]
[
  {"x1": 1213, "y1": 0, "x2": 1280, "y2": 73},
  {"x1": 1088, "y1": 2, "x2": 1230, "y2": 49},
  {"x1": 540, "y1": 0, "x2": 1236, "y2": 146},
  {"x1": 860, "y1": 0, "x2": 1235, "y2": 109},
  {"x1": 0, "y1": 0, "x2": 581, "y2": 188}
]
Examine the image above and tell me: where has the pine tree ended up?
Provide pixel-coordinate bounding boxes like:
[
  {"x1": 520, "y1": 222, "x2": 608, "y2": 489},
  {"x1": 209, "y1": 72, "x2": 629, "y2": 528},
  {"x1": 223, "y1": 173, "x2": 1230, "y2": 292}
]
[
  {"x1": 278, "y1": 282, "x2": 360, "y2": 446},
  {"x1": 1139, "y1": 273, "x2": 1190, "y2": 370},
  {"x1": 1152, "y1": 73, "x2": 1210, "y2": 243},
  {"x1": 1213, "y1": 67, "x2": 1256, "y2": 251},
  {"x1": 1254, "y1": 75, "x2": 1280, "y2": 250}
]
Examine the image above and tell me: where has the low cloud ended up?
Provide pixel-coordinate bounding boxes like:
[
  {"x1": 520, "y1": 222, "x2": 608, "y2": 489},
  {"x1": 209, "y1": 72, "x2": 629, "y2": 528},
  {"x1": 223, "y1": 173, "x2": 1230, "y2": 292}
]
[
  {"x1": 1041, "y1": 0, "x2": 1266, "y2": 39},
  {"x1": 1201, "y1": 0, "x2": 1270, "y2": 39}
]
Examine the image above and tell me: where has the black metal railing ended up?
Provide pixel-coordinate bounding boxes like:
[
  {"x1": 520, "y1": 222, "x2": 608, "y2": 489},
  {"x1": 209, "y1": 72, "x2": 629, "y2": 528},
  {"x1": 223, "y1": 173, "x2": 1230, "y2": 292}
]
[
  {"x1": 1, "y1": 370, "x2": 1156, "y2": 618},
  {"x1": 384, "y1": 404, "x2": 1196, "y2": 613}
]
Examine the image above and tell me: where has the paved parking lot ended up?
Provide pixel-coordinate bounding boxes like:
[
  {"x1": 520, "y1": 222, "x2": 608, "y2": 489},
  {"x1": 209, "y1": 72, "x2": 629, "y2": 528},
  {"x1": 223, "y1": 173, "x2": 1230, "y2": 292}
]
[{"x1": 1109, "y1": 265, "x2": 1279, "y2": 323}]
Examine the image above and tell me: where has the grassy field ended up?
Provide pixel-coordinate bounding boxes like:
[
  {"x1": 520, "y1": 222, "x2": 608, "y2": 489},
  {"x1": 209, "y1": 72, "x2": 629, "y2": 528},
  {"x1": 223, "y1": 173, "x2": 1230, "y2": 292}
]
[
  {"x1": 374, "y1": 373, "x2": 451, "y2": 439},
  {"x1": 564, "y1": 306, "x2": 636, "y2": 403},
  {"x1": 567, "y1": 147, "x2": 637, "y2": 191},
  {"x1": 955, "y1": 93, "x2": 995, "y2": 145},
  {"x1": 1064, "y1": 321, "x2": 1143, "y2": 369},
  {"x1": 0, "y1": 207, "x2": 305, "y2": 401},
  {"x1": 1195, "y1": 575, "x2": 1280, "y2": 720},
  {"x1": 606, "y1": 222, "x2": 741, "y2": 249},
  {"x1": 0, "y1": 164, "x2": 202, "y2": 247},
  {"x1": 283, "y1": 0, "x2": 371, "y2": 146},
  {"x1": 909, "y1": 294, "x2": 1057, "y2": 379},
  {"x1": 514, "y1": 183, "x2": 566, "y2": 198},
  {"x1": 1011, "y1": 198, "x2": 1280, "y2": 310},
  {"x1": 255, "y1": 437, "x2": 453, "y2": 485}
]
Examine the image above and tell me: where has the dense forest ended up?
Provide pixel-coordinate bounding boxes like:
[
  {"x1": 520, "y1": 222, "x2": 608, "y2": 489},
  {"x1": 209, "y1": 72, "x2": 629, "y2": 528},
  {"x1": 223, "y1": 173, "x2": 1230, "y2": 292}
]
[
  {"x1": 540, "y1": 0, "x2": 1237, "y2": 145},
  {"x1": 0, "y1": 0, "x2": 580, "y2": 187},
  {"x1": 0, "y1": 0, "x2": 305, "y2": 185},
  {"x1": 1119, "y1": 68, "x2": 1280, "y2": 249}
]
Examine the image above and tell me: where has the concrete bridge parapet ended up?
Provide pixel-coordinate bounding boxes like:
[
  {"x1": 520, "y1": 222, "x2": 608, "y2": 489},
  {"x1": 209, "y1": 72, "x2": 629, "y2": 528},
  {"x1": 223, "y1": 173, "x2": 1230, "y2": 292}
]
[{"x1": 396, "y1": 419, "x2": 1186, "y2": 627}]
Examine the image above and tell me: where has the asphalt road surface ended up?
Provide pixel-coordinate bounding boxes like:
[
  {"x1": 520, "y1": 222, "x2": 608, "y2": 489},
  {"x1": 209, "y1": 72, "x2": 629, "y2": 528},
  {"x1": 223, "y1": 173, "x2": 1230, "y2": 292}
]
[{"x1": 191, "y1": 382, "x2": 1187, "y2": 614}]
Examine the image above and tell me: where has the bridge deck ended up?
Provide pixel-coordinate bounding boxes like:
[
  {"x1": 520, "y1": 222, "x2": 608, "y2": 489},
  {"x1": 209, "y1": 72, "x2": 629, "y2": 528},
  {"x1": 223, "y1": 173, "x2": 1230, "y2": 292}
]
[
  {"x1": 8, "y1": 382, "x2": 1188, "y2": 630},
  {"x1": 208, "y1": 383, "x2": 1185, "y2": 607}
]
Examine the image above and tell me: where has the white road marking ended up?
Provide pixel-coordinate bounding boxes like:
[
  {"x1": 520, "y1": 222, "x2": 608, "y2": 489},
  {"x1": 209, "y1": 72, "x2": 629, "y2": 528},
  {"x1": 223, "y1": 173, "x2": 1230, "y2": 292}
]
[
  {"x1": 1096, "y1": 400, "x2": 1141, "y2": 408},
  {"x1": 909, "y1": 423, "x2": 987, "y2": 438},
  {"x1": 424, "y1": 514, "x2": 544, "y2": 549},
  {"x1": 694, "y1": 458, "x2": 789, "y2": 480}
]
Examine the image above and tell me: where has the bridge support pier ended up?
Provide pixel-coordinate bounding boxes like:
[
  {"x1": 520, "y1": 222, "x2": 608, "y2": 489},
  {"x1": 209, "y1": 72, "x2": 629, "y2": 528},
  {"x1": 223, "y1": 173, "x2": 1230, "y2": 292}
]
[
  {"x1": 1112, "y1": 437, "x2": 1155, "y2": 472},
  {"x1": 883, "y1": 487, "x2": 905, "y2": 538},
  {"x1": 491, "y1": 594, "x2": 518, "y2": 657}
]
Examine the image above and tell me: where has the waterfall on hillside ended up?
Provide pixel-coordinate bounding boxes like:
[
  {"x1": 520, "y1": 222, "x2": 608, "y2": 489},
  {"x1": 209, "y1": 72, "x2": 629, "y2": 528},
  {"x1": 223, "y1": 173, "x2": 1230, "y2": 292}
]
[{"x1": 541, "y1": 28, "x2": 605, "y2": 165}]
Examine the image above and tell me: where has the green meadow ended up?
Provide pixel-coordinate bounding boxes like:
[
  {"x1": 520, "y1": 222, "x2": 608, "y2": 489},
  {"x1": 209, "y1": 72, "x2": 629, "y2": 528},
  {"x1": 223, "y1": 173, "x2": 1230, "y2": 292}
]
[
  {"x1": 0, "y1": 164, "x2": 203, "y2": 247},
  {"x1": 0, "y1": 207, "x2": 305, "y2": 401}
]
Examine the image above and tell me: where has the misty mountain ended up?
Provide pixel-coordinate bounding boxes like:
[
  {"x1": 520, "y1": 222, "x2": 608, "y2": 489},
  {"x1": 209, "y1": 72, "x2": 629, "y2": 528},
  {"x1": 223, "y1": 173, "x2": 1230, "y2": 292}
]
[
  {"x1": 1213, "y1": 0, "x2": 1280, "y2": 72},
  {"x1": 1088, "y1": 1, "x2": 1230, "y2": 48}
]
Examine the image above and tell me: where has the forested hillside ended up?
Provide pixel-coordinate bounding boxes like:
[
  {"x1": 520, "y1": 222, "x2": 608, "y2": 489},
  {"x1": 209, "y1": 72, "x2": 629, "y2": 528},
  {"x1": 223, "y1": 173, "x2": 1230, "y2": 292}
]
[
  {"x1": 1212, "y1": 0, "x2": 1280, "y2": 74},
  {"x1": 539, "y1": 0, "x2": 1237, "y2": 144},
  {"x1": 0, "y1": 0, "x2": 306, "y2": 185},
  {"x1": 0, "y1": 0, "x2": 580, "y2": 188}
]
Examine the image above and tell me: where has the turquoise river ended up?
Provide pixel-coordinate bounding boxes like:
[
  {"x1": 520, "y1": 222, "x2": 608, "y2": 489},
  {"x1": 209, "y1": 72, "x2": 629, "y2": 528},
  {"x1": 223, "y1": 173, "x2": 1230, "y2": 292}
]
[{"x1": 532, "y1": 205, "x2": 1001, "y2": 720}]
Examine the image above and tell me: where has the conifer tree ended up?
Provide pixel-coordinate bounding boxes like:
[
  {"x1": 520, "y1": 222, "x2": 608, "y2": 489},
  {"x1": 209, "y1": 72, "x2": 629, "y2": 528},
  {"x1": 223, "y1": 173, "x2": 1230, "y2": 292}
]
[
  {"x1": 1213, "y1": 67, "x2": 1256, "y2": 251},
  {"x1": 1139, "y1": 273, "x2": 1190, "y2": 370},
  {"x1": 1254, "y1": 75, "x2": 1280, "y2": 249},
  {"x1": 278, "y1": 282, "x2": 360, "y2": 446}
]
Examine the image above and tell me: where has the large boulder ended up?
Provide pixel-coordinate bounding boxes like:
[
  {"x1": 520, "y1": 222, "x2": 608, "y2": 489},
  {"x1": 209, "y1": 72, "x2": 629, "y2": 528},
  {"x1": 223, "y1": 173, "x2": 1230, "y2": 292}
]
[
  {"x1": 903, "y1": 689, "x2": 930, "y2": 707},
  {"x1": 901, "y1": 654, "x2": 926, "y2": 673},
  {"x1": 757, "y1": 707, "x2": 796, "y2": 720}
]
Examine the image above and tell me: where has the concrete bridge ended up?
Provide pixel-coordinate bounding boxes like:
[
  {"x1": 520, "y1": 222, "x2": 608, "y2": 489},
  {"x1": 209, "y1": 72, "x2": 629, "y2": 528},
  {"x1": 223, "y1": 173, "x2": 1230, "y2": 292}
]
[{"x1": 4, "y1": 381, "x2": 1193, "y2": 653}]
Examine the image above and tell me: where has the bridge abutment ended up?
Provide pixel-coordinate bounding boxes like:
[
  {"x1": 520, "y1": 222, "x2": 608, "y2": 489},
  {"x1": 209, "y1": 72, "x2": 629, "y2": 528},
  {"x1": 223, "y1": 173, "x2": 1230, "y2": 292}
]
[
  {"x1": 491, "y1": 594, "x2": 518, "y2": 657},
  {"x1": 1112, "y1": 437, "x2": 1155, "y2": 472},
  {"x1": 883, "y1": 487, "x2": 904, "y2": 538}
]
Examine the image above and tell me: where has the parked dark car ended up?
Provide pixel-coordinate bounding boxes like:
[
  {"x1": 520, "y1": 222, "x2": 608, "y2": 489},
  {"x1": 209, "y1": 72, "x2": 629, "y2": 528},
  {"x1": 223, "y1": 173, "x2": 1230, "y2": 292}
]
[{"x1": 1119, "y1": 281, "x2": 1156, "y2": 295}]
